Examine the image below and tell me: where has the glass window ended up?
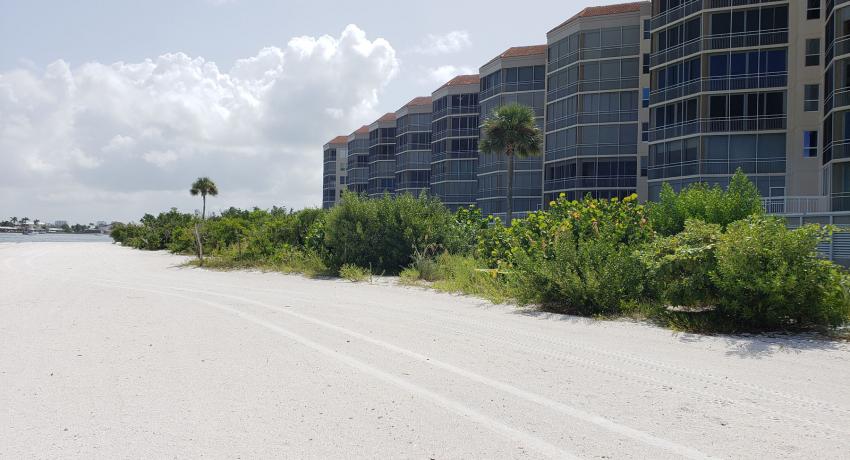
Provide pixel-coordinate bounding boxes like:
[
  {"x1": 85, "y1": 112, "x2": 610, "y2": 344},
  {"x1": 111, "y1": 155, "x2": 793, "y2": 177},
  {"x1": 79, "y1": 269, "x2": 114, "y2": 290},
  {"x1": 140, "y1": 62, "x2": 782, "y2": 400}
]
[
  {"x1": 710, "y1": 95, "x2": 727, "y2": 118},
  {"x1": 805, "y1": 39, "x2": 820, "y2": 67},
  {"x1": 804, "y1": 84, "x2": 819, "y2": 112},
  {"x1": 766, "y1": 49, "x2": 787, "y2": 73},
  {"x1": 807, "y1": 0, "x2": 821, "y2": 20},
  {"x1": 711, "y1": 12, "x2": 731, "y2": 35},
  {"x1": 746, "y1": 10, "x2": 760, "y2": 32},
  {"x1": 685, "y1": 18, "x2": 701, "y2": 42},
  {"x1": 804, "y1": 131, "x2": 818, "y2": 157},
  {"x1": 601, "y1": 28, "x2": 621, "y2": 48},
  {"x1": 583, "y1": 30, "x2": 600, "y2": 48},
  {"x1": 730, "y1": 53, "x2": 746, "y2": 75},
  {"x1": 730, "y1": 135, "x2": 757, "y2": 160},
  {"x1": 729, "y1": 94, "x2": 745, "y2": 118},
  {"x1": 764, "y1": 92, "x2": 784, "y2": 116},
  {"x1": 710, "y1": 54, "x2": 728, "y2": 77}
]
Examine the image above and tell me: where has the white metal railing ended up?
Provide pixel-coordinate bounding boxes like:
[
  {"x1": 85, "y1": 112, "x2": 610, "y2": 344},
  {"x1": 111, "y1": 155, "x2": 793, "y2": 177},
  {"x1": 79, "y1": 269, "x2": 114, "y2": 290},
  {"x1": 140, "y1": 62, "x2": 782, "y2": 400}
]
[{"x1": 762, "y1": 196, "x2": 831, "y2": 215}]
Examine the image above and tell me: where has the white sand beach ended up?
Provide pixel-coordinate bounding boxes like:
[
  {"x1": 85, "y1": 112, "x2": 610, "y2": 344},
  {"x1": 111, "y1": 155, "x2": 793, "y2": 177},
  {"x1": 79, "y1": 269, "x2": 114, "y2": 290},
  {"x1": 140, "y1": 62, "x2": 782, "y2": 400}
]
[{"x1": 1, "y1": 242, "x2": 849, "y2": 459}]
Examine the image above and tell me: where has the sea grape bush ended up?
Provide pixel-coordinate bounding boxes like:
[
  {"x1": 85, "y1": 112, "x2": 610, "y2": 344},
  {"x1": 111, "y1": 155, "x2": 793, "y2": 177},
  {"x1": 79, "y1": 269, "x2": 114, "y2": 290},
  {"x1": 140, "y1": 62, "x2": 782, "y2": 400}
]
[
  {"x1": 496, "y1": 194, "x2": 654, "y2": 315},
  {"x1": 648, "y1": 169, "x2": 763, "y2": 236}
]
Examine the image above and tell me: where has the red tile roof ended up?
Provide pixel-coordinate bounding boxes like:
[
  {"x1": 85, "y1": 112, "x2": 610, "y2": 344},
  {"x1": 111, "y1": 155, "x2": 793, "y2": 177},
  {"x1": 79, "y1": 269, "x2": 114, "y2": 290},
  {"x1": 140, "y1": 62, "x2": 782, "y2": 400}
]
[
  {"x1": 352, "y1": 125, "x2": 369, "y2": 135},
  {"x1": 484, "y1": 45, "x2": 547, "y2": 67},
  {"x1": 500, "y1": 45, "x2": 547, "y2": 59},
  {"x1": 550, "y1": 2, "x2": 648, "y2": 33},
  {"x1": 404, "y1": 96, "x2": 432, "y2": 108},
  {"x1": 437, "y1": 74, "x2": 480, "y2": 91},
  {"x1": 327, "y1": 135, "x2": 349, "y2": 145},
  {"x1": 376, "y1": 112, "x2": 397, "y2": 123}
]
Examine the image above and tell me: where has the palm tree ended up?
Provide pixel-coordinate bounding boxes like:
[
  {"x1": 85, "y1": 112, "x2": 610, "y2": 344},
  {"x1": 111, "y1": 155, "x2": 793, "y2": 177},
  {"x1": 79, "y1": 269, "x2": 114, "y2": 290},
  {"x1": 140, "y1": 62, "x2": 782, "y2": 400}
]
[
  {"x1": 10, "y1": 217, "x2": 18, "y2": 227},
  {"x1": 190, "y1": 177, "x2": 219, "y2": 220},
  {"x1": 479, "y1": 103, "x2": 543, "y2": 224}
]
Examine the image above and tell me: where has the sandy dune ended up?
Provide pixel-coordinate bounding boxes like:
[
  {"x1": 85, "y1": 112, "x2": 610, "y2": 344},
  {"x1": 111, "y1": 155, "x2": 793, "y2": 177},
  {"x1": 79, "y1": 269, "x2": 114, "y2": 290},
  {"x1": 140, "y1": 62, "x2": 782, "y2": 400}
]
[{"x1": 1, "y1": 242, "x2": 849, "y2": 459}]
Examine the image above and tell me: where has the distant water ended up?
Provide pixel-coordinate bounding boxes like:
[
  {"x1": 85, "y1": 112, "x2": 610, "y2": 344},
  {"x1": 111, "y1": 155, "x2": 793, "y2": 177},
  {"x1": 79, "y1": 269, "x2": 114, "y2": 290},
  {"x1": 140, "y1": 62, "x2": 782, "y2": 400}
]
[{"x1": 0, "y1": 233, "x2": 113, "y2": 243}]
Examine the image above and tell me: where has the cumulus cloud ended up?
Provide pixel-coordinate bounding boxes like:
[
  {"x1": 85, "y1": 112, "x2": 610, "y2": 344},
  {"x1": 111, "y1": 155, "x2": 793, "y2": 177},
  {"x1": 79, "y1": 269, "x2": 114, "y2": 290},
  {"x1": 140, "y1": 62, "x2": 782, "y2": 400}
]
[
  {"x1": 0, "y1": 24, "x2": 398, "y2": 222},
  {"x1": 414, "y1": 31, "x2": 472, "y2": 55},
  {"x1": 426, "y1": 65, "x2": 477, "y2": 84}
]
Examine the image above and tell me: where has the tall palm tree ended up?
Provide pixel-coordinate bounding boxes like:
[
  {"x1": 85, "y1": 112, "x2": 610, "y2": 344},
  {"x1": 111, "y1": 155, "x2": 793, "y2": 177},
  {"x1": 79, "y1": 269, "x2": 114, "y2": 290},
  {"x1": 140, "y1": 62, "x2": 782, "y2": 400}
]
[
  {"x1": 190, "y1": 177, "x2": 219, "y2": 220},
  {"x1": 10, "y1": 217, "x2": 18, "y2": 226},
  {"x1": 479, "y1": 103, "x2": 543, "y2": 224}
]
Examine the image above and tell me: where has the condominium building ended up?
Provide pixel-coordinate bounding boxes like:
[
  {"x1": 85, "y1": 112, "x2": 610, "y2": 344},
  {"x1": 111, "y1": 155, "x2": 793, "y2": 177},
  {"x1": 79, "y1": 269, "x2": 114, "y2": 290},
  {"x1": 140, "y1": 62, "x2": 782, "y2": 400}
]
[
  {"x1": 368, "y1": 113, "x2": 398, "y2": 198},
  {"x1": 647, "y1": 0, "x2": 821, "y2": 204},
  {"x1": 478, "y1": 46, "x2": 546, "y2": 220},
  {"x1": 825, "y1": 1, "x2": 850, "y2": 212},
  {"x1": 431, "y1": 75, "x2": 481, "y2": 211},
  {"x1": 395, "y1": 97, "x2": 433, "y2": 196},
  {"x1": 346, "y1": 126, "x2": 370, "y2": 194},
  {"x1": 322, "y1": 136, "x2": 348, "y2": 209},
  {"x1": 544, "y1": 2, "x2": 651, "y2": 205}
]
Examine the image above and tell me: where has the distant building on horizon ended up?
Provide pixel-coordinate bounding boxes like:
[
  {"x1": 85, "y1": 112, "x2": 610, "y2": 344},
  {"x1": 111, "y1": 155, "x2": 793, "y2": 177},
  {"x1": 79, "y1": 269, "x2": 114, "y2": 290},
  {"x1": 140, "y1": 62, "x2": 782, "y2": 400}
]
[{"x1": 323, "y1": 136, "x2": 349, "y2": 209}]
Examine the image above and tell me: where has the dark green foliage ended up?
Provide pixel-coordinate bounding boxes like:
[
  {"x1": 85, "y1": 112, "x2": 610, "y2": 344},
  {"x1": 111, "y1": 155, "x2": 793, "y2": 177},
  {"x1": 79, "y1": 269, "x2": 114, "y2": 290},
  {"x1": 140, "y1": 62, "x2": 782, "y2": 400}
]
[
  {"x1": 712, "y1": 217, "x2": 850, "y2": 330},
  {"x1": 110, "y1": 208, "x2": 195, "y2": 251},
  {"x1": 649, "y1": 169, "x2": 763, "y2": 236},
  {"x1": 501, "y1": 194, "x2": 654, "y2": 315},
  {"x1": 643, "y1": 216, "x2": 850, "y2": 331},
  {"x1": 640, "y1": 220, "x2": 722, "y2": 309},
  {"x1": 321, "y1": 192, "x2": 460, "y2": 274}
]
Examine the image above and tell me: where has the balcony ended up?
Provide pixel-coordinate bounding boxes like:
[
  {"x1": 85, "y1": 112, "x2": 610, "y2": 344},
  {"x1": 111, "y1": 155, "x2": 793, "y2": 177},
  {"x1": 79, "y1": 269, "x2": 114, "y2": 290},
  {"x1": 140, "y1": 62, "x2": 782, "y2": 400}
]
[
  {"x1": 547, "y1": 45, "x2": 641, "y2": 74},
  {"x1": 431, "y1": 128, "x2": 479, "y2": 140},
  {"x1": 762, "y1": 196, "x2": 831, "y2": 215},
  {"x1": 648, "y1": 115, "x2": 786, "y2": 142},
  {"x1": 649, "y1": 29, "x2": 787, "y2": 69},
  {"x1": 432, "y1": 105, "x2": 479, "y2": 120},
  {"x1": 651, "y1": 0, "x2": 786, "y2": 31},
  {"x1": 544, "y1": 176, "x2": 637, "y2": 192},
  {"x1": 649, "y1": 73, "x2": 787, "y2": 106},
  {"x1": 479, "y1": 81, "x2": 544, "y2": 101},
  {"x1": 546, "y1": 77, "x2": 640, "y2": 103}
]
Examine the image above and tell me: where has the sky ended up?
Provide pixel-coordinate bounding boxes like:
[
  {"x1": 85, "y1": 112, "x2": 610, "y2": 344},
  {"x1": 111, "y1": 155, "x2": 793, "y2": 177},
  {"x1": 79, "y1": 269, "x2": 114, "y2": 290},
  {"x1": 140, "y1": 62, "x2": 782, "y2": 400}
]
[{"x1": 0, "y1": 0, "x2": 601, "y2": 223}]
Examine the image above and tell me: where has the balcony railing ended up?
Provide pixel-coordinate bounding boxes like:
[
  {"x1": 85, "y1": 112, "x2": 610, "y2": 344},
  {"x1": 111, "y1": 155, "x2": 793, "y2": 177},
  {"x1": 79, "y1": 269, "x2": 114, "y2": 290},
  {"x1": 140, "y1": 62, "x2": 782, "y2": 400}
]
[
  {"x1": 651, "y1": 0, "x2": 786, "y2": 31},
  {"x1": 547, "y1": 45, "x2": 641, "y2": 74},
  {"x1": 648, "y1": 116, "x2": 786, "y2": 142},
  {"x1": 431, "y1": 128, "x2": 479, "y2": 139},
  {"x1": 649, "y1": 29, "x2": 788, "y2": 69},
  {"x1": 762, "y1": 196, "x2": 831, "y2": 215},
  {"x1": 432, "y1": 105, "x2": 479, "y2": 120},
  {"x1": 649, "y1": 73, "x2": 787, "y2": 106},
  {"x1": 479, "y1": 81, "x2": 544, "y2": 101},
  {"x1": 544, "y1": 176, "x2": 637, "y2": 192}
]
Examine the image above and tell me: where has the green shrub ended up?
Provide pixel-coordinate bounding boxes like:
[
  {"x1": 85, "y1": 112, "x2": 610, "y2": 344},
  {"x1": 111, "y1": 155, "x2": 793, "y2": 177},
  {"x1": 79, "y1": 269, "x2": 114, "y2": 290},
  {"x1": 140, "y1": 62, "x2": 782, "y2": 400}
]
[
  {"x1": 322, "y1": 192, "x2": 460, "y2": 274},
  {"x1": 501, "y1": 194, "x2": 653, "y2": 315},
  {"x1": 649, "y1": 169, "x2": 763, "y2": 236},
  {"x1": 339, "y1": 264, "x2": 371, "y2": 283},
  {"x1": 640, "y1": 219, "x2": 721, "y2": 309},
  {"x1": 712, "y1": 217, "x2": 850, "y2": 330},
  {"x1": 110, "y1": 208, "x2": 195, "y2": 251}
]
